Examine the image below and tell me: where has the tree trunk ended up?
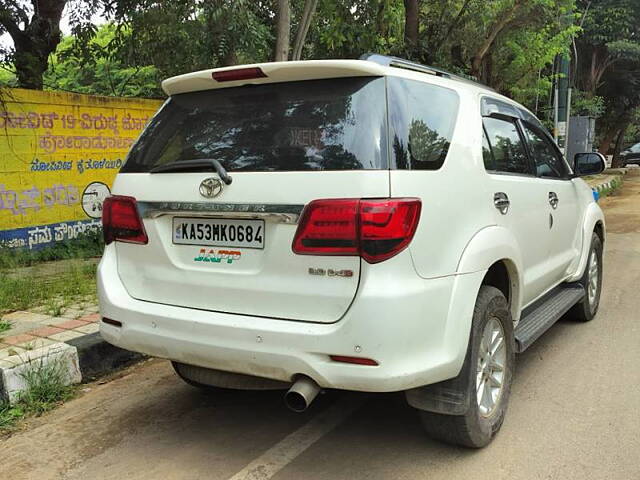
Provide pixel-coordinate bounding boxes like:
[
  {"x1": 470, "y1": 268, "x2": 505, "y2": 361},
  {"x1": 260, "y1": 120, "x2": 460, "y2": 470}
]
[
  {"x1": 598, "y1": 126, "x2": 619, "y2": 157},
  {"x1": 403, "y1": 0, "x2": 419, "y2": 52},
  {"x1": 470, "y1": 0, "x2": 521, "y2": 79},
  {"x1": 222, "y1": 48, "x2": 238, "y2": 67},
  {"x1": 432, "y1": 0, "x2": 472, "y2": 55},
  {"x1": 611, "y1": 124, "x2": 629, "y2": 168},
  {"x1": 0, "y1": 0, "x2": 66, "y2": 89},
  {"x1": 376, "y1": 0, "x2": 389, "y2": 39},
  {"x1": 291, "y1": 0, "x2": 318, "y2": 61},
  {"x1": 13, "y1": 40, "x2": 48, "y2": 90},
  {"x1": 274, "y1": 0, "x2": 291, "y2": 62}
]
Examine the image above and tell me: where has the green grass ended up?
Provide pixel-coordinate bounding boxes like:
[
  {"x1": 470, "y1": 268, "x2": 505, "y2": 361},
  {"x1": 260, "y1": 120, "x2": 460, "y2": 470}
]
[
  {"x1": 0, "y1": 401, "x2": 23, "y2": 430},
  {"x1": 599, "y1": 176, "x2": 624, "y2": 198},
  {"x1": 0, "y1": 355, "x2": 76, "y2": 433},
  {"x1": 0, "y1": 260, "x2": 98, "y2": 316},
  {"x1": 0, "y1": 319, "x2": 11, "y2": 334},
  {"x1": 0, "y1": 230, "x2": 101, "y2": 317},
  {"x1": 17, "y1": 358, "x2": 75, "y2": 414}
]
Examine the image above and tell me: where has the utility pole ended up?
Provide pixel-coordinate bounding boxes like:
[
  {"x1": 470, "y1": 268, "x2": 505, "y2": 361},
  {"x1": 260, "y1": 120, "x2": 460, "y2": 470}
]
[{"x1": 554, "y1": 53, "x2": 572, "y2": 156}]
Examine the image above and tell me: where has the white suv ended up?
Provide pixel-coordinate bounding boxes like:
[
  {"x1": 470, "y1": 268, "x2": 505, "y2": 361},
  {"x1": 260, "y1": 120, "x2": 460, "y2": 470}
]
[{"x1": 98, "y1": 54, "x2": 606, "y2": 448}]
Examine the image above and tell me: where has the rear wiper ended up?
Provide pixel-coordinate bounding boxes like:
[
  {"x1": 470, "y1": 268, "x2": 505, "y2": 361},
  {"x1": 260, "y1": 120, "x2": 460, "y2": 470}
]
[{"x1": 150, "y1": 159, "x2": 233, "y2": 185}]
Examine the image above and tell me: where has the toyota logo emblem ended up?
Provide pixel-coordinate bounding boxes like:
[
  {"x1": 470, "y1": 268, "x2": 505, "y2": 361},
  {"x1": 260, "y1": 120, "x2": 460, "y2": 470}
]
[{"x1": 199, "y1": 177, "x2": 224, "y2": 198}]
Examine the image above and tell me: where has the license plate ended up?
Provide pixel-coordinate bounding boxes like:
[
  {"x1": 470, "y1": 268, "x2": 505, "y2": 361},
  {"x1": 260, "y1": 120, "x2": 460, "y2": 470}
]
[{"x1": 172, "y1": 217, "x2": 265, "y2": 249}]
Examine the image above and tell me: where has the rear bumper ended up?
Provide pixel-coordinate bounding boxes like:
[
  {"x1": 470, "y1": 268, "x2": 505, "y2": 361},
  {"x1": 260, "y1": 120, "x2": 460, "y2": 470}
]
[{"x1": 98, "y1": 245, "x2": 485, "y2": 392}]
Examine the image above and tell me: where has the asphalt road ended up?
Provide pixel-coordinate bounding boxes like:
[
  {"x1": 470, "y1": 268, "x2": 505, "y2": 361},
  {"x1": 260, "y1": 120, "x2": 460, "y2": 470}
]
[{"x1": 2, "y1": 176, "x2": 639, "y2": 480}]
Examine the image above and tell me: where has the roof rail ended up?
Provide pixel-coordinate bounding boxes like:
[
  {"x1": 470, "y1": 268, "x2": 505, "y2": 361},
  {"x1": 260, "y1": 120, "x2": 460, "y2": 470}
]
[{"x1": 359, "y1": 53, "x2": 494, "y2": 91}]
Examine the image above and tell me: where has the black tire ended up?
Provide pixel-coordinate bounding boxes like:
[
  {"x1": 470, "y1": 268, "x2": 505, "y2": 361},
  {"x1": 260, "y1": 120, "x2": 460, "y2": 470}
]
[
  {"x1": 569, "y1": 232, "x2": 603, "y2": 322},
  {"x1": 419, "y1": 286, "x2": 515, "y2": 448}
]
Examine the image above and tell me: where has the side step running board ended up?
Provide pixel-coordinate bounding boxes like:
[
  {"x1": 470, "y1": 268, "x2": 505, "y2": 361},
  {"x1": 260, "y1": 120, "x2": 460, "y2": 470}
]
[{"x1": 514, "y1": 284, "x2": 585, "y2": 353}]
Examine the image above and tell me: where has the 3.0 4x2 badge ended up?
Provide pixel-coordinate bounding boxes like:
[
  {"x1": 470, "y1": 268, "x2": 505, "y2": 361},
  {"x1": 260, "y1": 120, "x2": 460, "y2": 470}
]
[{"x1": 194, "y1": 248, "x2": 241, "y2": 264}]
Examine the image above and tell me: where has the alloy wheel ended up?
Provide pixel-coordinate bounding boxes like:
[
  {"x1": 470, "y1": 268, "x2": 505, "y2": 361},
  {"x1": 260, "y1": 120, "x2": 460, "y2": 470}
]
[{"x1": 476, "y1": 317, "x2": 507, "y2": 417}]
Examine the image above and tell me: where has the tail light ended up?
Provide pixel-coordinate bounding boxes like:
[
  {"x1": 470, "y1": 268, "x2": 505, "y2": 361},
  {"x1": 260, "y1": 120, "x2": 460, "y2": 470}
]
[
  {"x1": 102, "y1": 195, "x2": 148, "y2": 245},
  {"x1": 292, "y1": 198, "x2": 421, "y2": 264}
]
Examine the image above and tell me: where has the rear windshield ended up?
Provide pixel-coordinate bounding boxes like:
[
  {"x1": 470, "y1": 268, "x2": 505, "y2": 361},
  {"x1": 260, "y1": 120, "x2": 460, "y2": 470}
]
[{"x1": 121, "y1": 77, "x2": 388, "y2": 173}]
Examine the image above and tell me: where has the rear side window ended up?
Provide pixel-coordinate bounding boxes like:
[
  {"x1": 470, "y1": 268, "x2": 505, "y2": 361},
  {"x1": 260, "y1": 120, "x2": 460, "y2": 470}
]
[
  {"x1": 482, "y1": 117, "x2": 532, "y2": 175},
  {"x1": 122, "y1": 77, "x2": 387, "y2": 173},
  {"x1": 388, "y1": 77, "x2": 459, "y2": 170}
]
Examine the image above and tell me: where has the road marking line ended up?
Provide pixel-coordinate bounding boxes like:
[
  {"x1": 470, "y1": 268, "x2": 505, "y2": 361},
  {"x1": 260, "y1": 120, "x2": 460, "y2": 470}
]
[{"x1": 227, "y1": 395, "x2": 365, "y2": 480}]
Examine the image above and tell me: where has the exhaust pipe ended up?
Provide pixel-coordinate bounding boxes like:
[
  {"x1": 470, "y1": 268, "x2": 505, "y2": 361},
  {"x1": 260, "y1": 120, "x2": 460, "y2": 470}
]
[{"x1": 284, "y1": 376, "x2": 321, "y2": 412}]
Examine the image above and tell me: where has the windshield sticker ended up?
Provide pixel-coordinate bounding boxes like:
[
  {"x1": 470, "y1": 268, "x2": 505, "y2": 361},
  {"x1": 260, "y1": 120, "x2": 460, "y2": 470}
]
[{"x1": 194, "y1": 248, "x2": 241, "y2": 264}]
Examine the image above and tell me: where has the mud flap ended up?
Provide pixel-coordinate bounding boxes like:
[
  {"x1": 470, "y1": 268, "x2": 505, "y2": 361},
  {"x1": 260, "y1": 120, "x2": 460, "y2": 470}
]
[{"x1": 405, "y1": 378, "x2": 471, "y2": 415}]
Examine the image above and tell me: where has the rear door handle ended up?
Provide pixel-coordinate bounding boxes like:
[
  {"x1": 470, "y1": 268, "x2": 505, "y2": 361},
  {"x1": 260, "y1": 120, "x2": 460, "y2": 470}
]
[
  {"x1": 494, "y1": 192, "x2": 510, "y2": 215},
  {"x1": 549, "y1": 192, "x2": 559, "y2": 209}
]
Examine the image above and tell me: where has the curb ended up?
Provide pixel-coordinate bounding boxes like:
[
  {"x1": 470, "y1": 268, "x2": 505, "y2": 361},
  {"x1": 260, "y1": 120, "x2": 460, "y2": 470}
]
[
  {"x1": 67, "y1": 331, "x2": 145, "y2": 381},
  {"x1": 589, "y1": 174, "x2": 624, "y2": 198},
  {"x1": 0, "y1": 331, "x2": 144, "y2": 403},
  {"x1": 0, "y1": 343, "x2": 81, "y2": 404}
]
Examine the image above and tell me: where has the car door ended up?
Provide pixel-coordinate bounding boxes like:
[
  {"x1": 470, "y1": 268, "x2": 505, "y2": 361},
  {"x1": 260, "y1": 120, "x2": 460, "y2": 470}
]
[
  {"x1": 521, "y1": 121, "x2": 582, "y2": 283},
  {"x1": 481, "y1": 111, "x2": 553, "y2": 305}
]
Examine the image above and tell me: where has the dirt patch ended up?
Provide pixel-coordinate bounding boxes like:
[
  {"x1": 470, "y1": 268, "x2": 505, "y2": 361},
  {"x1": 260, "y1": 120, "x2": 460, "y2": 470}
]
[{"x1": 599, "y1": 175, "x2": 640, "y2": 233}]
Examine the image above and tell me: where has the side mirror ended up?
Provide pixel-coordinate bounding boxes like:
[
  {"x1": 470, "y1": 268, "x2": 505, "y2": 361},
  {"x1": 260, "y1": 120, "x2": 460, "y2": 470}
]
[{"x1": 574, "y1": 152, "x2": 605, "y2": 176}]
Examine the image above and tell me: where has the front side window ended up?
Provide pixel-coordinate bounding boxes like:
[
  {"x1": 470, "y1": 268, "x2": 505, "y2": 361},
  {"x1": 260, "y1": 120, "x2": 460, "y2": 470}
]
[
  {"x1": 388, "y1": 77, "x2": 459, "y2": 170},
  {"x1": 122, "y1": 77, "x2": 387, "y2": 173},
  {"x1": 523, "y1": 123, "x2": 568, "y2": 178},
  {"x1": 482, "y1": 117, "x2": 531, "y2": 175}
]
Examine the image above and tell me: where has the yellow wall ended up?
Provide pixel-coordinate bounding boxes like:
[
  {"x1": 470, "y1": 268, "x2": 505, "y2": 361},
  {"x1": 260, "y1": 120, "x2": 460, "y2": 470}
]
[{"x1": 0, "y1": 88, "x2": 162, "y2": 249}]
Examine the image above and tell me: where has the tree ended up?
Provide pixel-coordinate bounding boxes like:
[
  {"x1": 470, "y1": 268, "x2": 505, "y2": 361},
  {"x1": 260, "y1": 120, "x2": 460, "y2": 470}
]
[
  {"x1": 573, "y1": 0, "x2": 640, "y2": 160},
  {"x1": 47, "y1": 24, "x2": 159, "y2": 96},
  {"x1": 307, "y1": 0, "x2": 404, "y2": 59},
  {"x1": 291, "y1": 0, "x2": 318, "y2": 61},
  {"x1": 575, "y1": 0, "x2": 640, "y2": 96},
  {"x1": 469, "y1": 0, "x2": 524, "y2": 80},
  {"x1": 597, "y1": 62, "x2": 640, "y2": 165},
  {"x1": 0, "y1": 0, "x2": 100, "y2": 89},
  {"x1": 274, "y1": 0, "x2": 319, "y2": 62},
  {"x1": 100, "y1": 1, "x2": 274, "y2": 79},
  {"x1": 0, "y1": 0, "x2": 65, "y2": 89},
  {"x1": 392, "y1": 0, "x2": 577, "y2": 115},
  {"x1": 0, "y1": 23, "x2": 161, "y2": 95}
]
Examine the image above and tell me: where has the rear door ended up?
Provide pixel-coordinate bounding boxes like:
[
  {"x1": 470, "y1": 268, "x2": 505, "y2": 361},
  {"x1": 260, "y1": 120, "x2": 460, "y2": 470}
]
[{"x1": 113, "y1": 76, "x2": 389, "y2": 323}]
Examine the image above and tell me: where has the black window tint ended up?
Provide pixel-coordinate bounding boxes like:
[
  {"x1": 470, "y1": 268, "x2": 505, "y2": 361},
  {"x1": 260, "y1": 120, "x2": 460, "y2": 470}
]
[
  {"x1": 483, "y1": 117, "x2": 531, "y2": 175},
  {"x1": 482, "y1": 127, "x2": 494, "y2": 170},
  {"x1": 523, "y1": 124, "x2": 568, "y2": 178},
  {"x1": 388, "y1": 77, "x2": 459, "y2": 170},
  {"x1": 122, "y1": 77, "x2": 387, "y2": 173}
]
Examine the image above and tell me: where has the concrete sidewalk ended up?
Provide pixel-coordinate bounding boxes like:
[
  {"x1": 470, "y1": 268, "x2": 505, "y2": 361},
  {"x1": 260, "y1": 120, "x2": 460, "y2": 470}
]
[{"x1": 0, "y1": 303, "x2": 141, "y2": 403}]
